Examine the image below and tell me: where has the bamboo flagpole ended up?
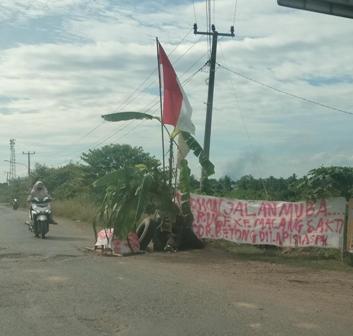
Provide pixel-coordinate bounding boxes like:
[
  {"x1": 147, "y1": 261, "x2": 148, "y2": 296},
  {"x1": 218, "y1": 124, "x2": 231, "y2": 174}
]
[{"x1": 156, "y1": 37, "x2": 166, "y2": 177}]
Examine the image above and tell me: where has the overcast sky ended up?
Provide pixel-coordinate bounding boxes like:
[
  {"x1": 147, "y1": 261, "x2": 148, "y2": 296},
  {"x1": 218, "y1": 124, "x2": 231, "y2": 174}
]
[{"x1": 0, "y1": 0, "x2": 352, "y2": 182}]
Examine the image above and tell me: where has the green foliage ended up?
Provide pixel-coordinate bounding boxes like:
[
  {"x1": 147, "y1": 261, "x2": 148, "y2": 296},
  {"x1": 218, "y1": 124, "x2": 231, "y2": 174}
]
[
  {"x1": 202, "y1": 175, "x2": 235, "y2": 196},
  {"x1": 52, "y1": 195, "x2": 98, "y2": 223},
  {"x1": 0, "y1": 178, "x2": 30, "y2": 206},
  {"x1": 180, "y1": 131, "x2": 215, "y2": 177},
  {"x1": 30, "y1": 163, "x2": 89, "y2": 199},
  {"x1": 178, "y1": 159, "x2": 193, "y2": 218},
  {"x1": 81, "y1": 144, "x2": 160, "y2": 180},
  {"x1": 296, "y1": 166, "x2": 353, "y2": 200},
  {"x1": 0, "y1": 183, "x2": 9, "y2": 202},
  {"x1": 194, "y1": 168, "x2": 353, "y2": 202},
  {"x1": 102, "y1": 111, "x2": 160, "y2": 122},
  {"x1": 227, "y1": 174, "x2": 299, "y2": 201},
  {"x1": 96, "y1": 166, "x2": 179, "y2": 239}
]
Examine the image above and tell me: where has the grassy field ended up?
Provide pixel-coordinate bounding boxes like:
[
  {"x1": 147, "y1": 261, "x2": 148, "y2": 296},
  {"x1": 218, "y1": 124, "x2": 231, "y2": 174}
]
[
  {"x1": 208, "y1": 240, "x2": 353, "y2": 272},
  {"x1": 52, "y1": 197, "x2": 98, "y2": 225}
]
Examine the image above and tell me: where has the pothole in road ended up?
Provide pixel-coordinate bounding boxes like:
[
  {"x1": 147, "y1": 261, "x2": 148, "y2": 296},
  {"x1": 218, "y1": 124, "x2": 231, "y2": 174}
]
[
  {"x1": 0, "y1": 252, "x2": 41, "y2": 260},
  {"x1": 295, "y1": 322, "x2": 320, "y2": 330},
  {"x1": 42, "y1": 254, "x2": 81, "y2": 261},
  {"x1": 287, "y1": 279, "x2": 310, "y2": 284},
  {"x1": 46, "y1": 275, "x2": 69, "y2": 283},
  {"x1": 0, "y1": 253, "x2": 81, "y2": 262},
  {"x1": 249, "y1": 323, "x2": 262, "y2": 329},
  {"x1": 235, "y1": 302, "x2": 263, "y2": 310}
]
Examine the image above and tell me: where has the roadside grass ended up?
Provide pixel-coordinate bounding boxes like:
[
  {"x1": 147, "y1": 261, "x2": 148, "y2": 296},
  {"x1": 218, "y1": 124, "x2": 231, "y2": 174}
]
[
  {"x1": 52, "y1": 197, "x2": 98, "y2": 225},
  {"x1": 208, "y1": 240, "x2": 353, "y2": 272}
]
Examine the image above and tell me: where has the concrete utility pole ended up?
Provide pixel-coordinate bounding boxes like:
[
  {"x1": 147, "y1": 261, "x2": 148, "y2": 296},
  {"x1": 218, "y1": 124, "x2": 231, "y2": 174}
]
[
  {"x1": 9, "y1": 139, "x2": 16, "y2": 180},
  {"x1": 22, "y1": 151, "x2": 35, "y2": 176},
  {"x1": 194, "y1": 24, "x2": 234, "y2": 190}
]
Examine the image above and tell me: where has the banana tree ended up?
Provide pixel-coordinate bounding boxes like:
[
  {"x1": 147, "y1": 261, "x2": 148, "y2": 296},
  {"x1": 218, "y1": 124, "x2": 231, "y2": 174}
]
[
  {"x1": 95, "y1": 165, "x2": 179, "y2": 239},
  {"x1": 96, "y1": 111, "x2": 214, "y2": 243}
]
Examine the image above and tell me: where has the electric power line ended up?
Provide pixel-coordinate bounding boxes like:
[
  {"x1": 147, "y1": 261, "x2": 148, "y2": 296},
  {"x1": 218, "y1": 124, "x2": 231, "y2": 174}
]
[
  {"x1": 192, "y1": 0, "x2": 197, "y2": 24},
  {"x1": 116, "y1": 29, "x2": 193, "y2": 113},
  {"x1": 218, "y1": 42, "x2": 270, "y2": 197},
  {"x1": 57, "y1": 34, "x2": 206, "y2": 165},
  {"x1": 88, "y1": 39, "x2": 205, "y2": 150},
  {"x1": 101, "y1": 63, "x2": 207, "y2": 148},
  {"x1": 219, "y1": 63, "x2": 353, "y2": 117},
  {"x1": 117, "y1": 35, "x2": 203, "y2": 119},
  {"x1": 232, "y1": 0, "x2": 238, "y2": 26}
]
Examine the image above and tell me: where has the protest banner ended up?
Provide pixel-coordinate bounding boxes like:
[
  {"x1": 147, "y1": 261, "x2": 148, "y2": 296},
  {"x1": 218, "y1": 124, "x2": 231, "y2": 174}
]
[{"x1": 190, "y1": 194, "x2": 345, "y2": 248}]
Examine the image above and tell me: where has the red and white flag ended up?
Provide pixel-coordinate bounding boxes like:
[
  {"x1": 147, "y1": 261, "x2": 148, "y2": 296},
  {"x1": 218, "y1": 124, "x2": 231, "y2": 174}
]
[{"x1": 158, "y1": 42, "x2": 195, "y2": 134}]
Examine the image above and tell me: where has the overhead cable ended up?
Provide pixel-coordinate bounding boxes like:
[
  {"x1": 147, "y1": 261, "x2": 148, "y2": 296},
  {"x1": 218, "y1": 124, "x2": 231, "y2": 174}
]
[{"x1": 219, "y1": 63, "x2": 353, "y2": 117}]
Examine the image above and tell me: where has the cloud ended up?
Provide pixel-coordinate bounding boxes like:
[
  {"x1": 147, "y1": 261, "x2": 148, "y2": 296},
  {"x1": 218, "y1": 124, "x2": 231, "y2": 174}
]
[
  {"x1": 0, "y1": 0, "x2": 84, "y2": 22},
  {"x1": 1, "y1": 0, "x2": 353, "y2": 182}
]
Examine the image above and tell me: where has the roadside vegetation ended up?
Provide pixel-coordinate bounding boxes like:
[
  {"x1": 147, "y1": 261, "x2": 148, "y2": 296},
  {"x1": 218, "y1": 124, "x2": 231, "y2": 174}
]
[{"x1": 1, "y1": 143, "x2": 352, "y2": 267}]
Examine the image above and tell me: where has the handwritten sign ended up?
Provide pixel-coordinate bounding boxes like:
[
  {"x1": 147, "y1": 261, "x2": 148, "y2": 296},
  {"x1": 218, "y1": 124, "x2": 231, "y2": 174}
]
[
  {"x1": 190, "y1": 194, "x2": 345, "y2": 248},
  {"x1": 95, "y1": 228, "x2": 114, "y2": 249},
  {"x1": 95, "y1": 229, "x2": 141, "y2": 255}
]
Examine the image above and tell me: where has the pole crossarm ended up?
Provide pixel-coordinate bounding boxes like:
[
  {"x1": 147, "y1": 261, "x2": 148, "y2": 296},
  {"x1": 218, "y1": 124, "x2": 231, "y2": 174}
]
[{"x1": 193, "y1": 23, "x2": 235, "y2": 37}]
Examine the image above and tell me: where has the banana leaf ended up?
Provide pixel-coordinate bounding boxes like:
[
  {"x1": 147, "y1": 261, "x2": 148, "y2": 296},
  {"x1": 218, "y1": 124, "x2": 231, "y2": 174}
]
[
  {"x1": 180, "y1": 131, "x2": 215, "y2": 177},
  {"x1": 102, "y1": 111, "x2": 160, "y2": 122}
]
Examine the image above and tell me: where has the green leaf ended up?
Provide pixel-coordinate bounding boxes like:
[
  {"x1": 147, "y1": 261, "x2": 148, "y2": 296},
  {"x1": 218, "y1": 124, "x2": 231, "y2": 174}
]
[
  {"x1": 180, "y1": 131, "x2": 215, "y2": 177},
  {"x1": 102, "y1": 112, "x2": 160, "y2": 122}
]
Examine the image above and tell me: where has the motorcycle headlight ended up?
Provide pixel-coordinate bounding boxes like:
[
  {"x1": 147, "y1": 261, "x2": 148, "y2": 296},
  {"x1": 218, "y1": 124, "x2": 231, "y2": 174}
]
[{"x1": 38, "y1": 215, "x2": 47, "y2": 221}]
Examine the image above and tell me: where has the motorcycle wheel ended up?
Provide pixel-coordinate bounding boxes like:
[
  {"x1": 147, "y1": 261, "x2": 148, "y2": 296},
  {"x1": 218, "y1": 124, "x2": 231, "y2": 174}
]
[{"x1": 39, "y1": 221, "x2": 48, "y2": 239}]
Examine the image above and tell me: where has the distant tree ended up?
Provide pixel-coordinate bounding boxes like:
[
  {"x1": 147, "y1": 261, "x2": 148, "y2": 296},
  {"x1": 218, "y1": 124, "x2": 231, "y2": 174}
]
[
  {"x1": 81, "y1": 144, "x2": 160, "y2": 180},
  {"x1": 189, "y1": 174, "x2": 200, "y2": 192},
  {"x1": 30, "y1": 163, "x2": 89, "y2": 199},
  {"x1": 228, "y1": 175, "x2": 268, "y2": 200},
  {"x1": 217, "y1": 175, "x2": 235, "y2": 195},
  {"x1": 297, "y1": 166, "x2": 353, "y2": 201},
  {"x1": 202, "y1": 175, "x2": 235, "y2": 196},
  {"x1": 224, "y1": 174, "x2": 300, "y2": 201}
]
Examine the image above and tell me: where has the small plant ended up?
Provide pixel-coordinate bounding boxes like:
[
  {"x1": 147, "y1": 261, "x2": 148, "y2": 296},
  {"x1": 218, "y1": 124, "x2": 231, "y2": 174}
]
[{"x1": 95, "y1": 165, "x2": 179, "y2": 239}]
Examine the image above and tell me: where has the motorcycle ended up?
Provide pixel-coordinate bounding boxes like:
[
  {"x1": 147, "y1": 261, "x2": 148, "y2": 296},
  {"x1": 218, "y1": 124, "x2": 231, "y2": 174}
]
[
  {"x1": 28, "y1": 196, "x2": 51, "y2": 239},
  {"x1": 12, "y1": 198, "x2": 19, "y2": 210}
]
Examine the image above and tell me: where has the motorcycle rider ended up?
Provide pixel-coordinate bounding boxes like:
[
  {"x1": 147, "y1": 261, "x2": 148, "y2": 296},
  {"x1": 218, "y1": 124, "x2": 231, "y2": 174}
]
[
  {"x1": 12, "y1": 197, "x2": 19, "y2": 209},
  {"x1": 27, "y1": 181, "x2": 57, "y2": 224}
]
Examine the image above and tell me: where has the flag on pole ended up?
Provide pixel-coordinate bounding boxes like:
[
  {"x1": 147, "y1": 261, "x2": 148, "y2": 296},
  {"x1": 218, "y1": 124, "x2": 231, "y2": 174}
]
[
  {"x1": 158, "y1": 42, "x2": 195, "y2": 135},
  {"x1": 176, "y1": 131, "x2": 189, "y2": 168}
]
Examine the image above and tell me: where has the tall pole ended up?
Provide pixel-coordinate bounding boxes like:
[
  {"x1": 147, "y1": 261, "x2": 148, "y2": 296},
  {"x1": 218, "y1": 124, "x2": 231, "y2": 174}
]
[
  {"x1": 194, "y1": 24, "x2": 234, "y2": 190},
  {"x1": 22, "y1": 151, "x2": 35, "y2": 176},
  {"x1": 9, "y1": 139, "x2": 16, "y2": 180},
  {"x1": 156, "y1": 37, "x2": 166, "y2": 178},
  {"x1": 168, "y1": 137, "x2": 174, "y2": 188},
  {"x1": 204, "y1": 30, "x2": 218, "y2": 161}
]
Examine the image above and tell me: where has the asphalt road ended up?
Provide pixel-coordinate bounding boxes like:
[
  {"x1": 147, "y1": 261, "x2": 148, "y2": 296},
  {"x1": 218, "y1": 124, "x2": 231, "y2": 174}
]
[{"x1": 1, "y1": 204, "x2": 353, "y2": 336}]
